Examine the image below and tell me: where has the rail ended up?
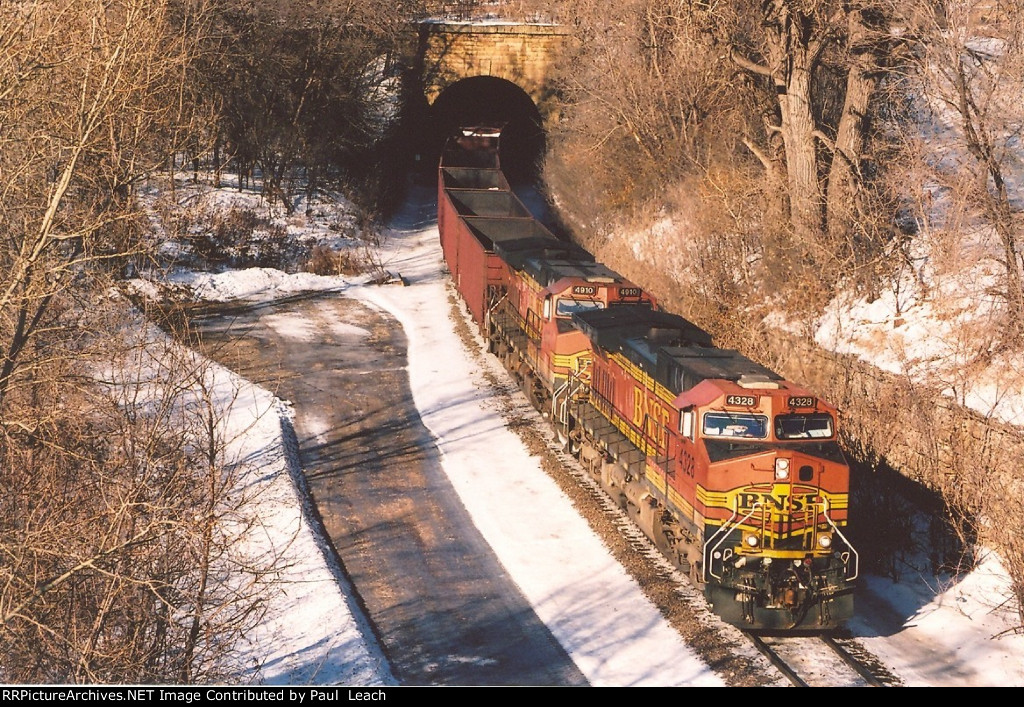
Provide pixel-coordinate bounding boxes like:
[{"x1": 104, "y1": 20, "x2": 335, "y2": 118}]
[{"x1": 748, "y1": 633, "x2": 896, "y2": 687}]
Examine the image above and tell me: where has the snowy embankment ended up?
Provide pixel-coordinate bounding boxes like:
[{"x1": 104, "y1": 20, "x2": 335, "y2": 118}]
[{"x1": 187, "y1": 330, "x2": 395, "y2": 686}]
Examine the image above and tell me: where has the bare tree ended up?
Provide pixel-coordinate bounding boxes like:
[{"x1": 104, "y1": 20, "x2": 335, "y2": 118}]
[
  {"x1": 0, "y1": 0, "x2": 209, "y2": 412},
  {"x1": 0, "y1": 0, "x2": 281, "y2": 683},
  {"x1": 724, "y1": 1, "x2": 901, "y2": 284},
  {"x1": 0, "y1": 297, "x2": 282, "y2": 682},
  {"x1": 544, "y1": 0, "x2": 904, "y2": 324},
  {"x1": 551, "y1": 2, "x2": 739, "y2": 208},
  {"x1": 903, "y1": 0, "x2": 1024, "y2": 340},
  {"x1": 198, "y1": 0, "x2": 423, "y2": 214}
]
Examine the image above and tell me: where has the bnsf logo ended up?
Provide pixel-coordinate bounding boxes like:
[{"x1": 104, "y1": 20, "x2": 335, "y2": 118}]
[
  {"x1": 632, "y1": 386, "x2": 671, "y2": 448},
  {"x1": 735, "y1": 491, "x2": 822, "y2": 512}
]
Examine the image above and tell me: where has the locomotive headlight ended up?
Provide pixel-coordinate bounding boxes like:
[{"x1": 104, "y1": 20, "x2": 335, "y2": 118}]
[
  {"x1": 743, "y1": 533, "x2": 760, "y2": 548},
  {"x1": 818, "y1": 534, "x2": 833, "y2": 549},
  {"x1": 774, "y1": 458, "x2": 791, "y2": 480}
]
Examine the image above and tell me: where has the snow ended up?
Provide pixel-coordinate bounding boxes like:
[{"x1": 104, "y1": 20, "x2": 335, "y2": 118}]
[
  {"x1": 171, "y1": 268, "x2": 345, "y2": 303},
  {"x1": 211, "y1": 387, "x2": 393, "y2": 686},
  {"x1": 810, "y1": 232, "x2": 1024, "y2": 426},
  {"x1": 137, "y1": 180, "x2": 1024, "y2": 687},
  {"x1": 850, "y1": 552, "x2": 1024, "y2": 687}
]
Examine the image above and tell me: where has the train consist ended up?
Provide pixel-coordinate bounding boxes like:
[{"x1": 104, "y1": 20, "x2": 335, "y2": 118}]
[{"x1": 437, "y1": 127, "x2": 858, "y2": 630}]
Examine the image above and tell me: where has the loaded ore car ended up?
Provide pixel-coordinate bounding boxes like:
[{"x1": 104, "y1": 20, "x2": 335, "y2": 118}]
[{"x1": 437, "y1": 126, "x2": 857, "y2": 630}]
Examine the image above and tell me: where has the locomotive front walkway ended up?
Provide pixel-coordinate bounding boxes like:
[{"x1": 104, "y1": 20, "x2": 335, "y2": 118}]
[{"x1": 189, "y1": 293, "x2": 586, "y2": 686}]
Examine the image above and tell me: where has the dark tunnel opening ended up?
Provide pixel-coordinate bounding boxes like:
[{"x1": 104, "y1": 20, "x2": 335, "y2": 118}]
[{"x1": 425, "y1": 76, "x2": 546, "y2": 185}]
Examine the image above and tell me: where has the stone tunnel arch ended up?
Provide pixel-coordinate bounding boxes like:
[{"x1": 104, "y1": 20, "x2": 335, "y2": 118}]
[
  {"x1": 428, "y1": 76, "x2": 545, "y2": 182},
  {"x1": 405, "y1": 20, "x2": 568, "y2": 183}
]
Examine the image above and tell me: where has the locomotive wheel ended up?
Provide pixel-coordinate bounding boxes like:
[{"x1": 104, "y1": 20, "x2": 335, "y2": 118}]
[
  {"x1": 568, "y1": 436, "x2": 582, "y2": 458},
  {"x1": 566, "y1": 426, "x2": 584, "y2": 457},
  {"x1": 690, "y1": 559, "x2": 704, "y2": 587},
  {"x1": 522, "y1": 375, "x2": 535, "y2": 407},
  {"x1": 505, "y1": 351, "x2": 520, "y2": 378},
  {"x1": 523, "y1": 376, "x2": 545, "y2": 413},
  {"x1": 532, "y1": 387, "x2": 548, "y2": 416}
]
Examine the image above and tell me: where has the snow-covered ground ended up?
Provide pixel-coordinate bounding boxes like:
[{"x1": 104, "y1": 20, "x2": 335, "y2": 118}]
[
  {"x1": 145, "y1": 180, "x2": 1024, "y2": 687},
  {"x1": 196, "y1": 361, "x2": 394, "y2": 686}
]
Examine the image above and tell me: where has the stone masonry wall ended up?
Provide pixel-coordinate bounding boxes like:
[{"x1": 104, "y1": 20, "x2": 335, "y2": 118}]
[
  {"x1": 768, "y1": 332, "x2": 1024, "y2": 570},
  {"x1": 418, "y1": 23, "x2": 569, "y2": 110}
]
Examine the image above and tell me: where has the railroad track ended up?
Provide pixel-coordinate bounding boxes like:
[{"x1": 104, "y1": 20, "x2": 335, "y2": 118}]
[{"x1": 748, "y1": 632, "x2": 904, "y2": 687}]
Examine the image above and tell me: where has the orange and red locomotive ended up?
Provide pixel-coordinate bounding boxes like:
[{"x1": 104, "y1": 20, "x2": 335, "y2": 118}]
[{"x1": 438, "y1": 127, "x2": 857, "y2": 630}]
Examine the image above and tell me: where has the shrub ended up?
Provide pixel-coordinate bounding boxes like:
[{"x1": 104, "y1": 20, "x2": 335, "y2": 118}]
[{"x1": 304, "y1": 246, "x2": 365, "y2": 276}]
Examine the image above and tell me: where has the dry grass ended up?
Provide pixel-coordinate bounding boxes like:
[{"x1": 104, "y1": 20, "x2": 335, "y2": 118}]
[{"x1": 303, "y1": 245, "x2": 367, "y2": 276}]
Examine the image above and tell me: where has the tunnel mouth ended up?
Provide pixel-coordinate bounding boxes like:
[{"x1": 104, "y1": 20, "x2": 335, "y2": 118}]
[{"x1": 428, "y1": 76, "x2": 545, "y2": 185}]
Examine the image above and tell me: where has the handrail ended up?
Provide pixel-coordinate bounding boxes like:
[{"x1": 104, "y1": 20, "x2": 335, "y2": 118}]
[
  {"x1": 820, "y1": 497, "x2": 860, "y2": 581},
  {"x1": 551, "y1": 380, "x2": 569, "y2": 427},
  {"x1": 703, "y1": 497, "x2": 859, "y2": 583},
  {"x1": 704, "y1": 503, "x2": 747, "y2": 582}
]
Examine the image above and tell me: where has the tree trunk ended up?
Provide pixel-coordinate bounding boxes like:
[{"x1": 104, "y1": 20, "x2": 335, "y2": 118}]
[
  {"x1": 779, "y1": 53, "x2": 825, "y2": 244},
  {"x1": 827, "y1": 9, "x2": 882, "y2": 247}
]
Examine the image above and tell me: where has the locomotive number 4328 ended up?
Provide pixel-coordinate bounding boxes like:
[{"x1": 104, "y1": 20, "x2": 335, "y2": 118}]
[{"x1": 725, "y1": 394, "x2": 758, "y2": 407}]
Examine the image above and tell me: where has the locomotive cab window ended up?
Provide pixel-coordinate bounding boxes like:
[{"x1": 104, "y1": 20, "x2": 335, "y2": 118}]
[
  {"x1": 775, "y1": 413, "x2": 834, "y2": 439},
  {"x1": 555, "y1": 298, "x2": 604, "y2": 318},
  {"x1": 702, "y1": 412, "x2": 768, "y2": 439}
]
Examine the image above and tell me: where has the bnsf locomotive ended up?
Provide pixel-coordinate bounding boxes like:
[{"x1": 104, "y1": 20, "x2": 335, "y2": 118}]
[{"x1": 438, "y1": 127, "x2": 858, "y2": 630}]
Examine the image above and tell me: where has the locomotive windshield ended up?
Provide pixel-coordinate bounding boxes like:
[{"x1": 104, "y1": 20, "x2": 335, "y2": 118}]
[
  {"x1": 775, "y1": 413, "x2": 834, "y2": 439},
  {"x1": 556, "y1": 298, "x2": 604, "y2": 318},
  {"x1": 702, "y1": 412, "x2": 768, "y2": 439}
]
